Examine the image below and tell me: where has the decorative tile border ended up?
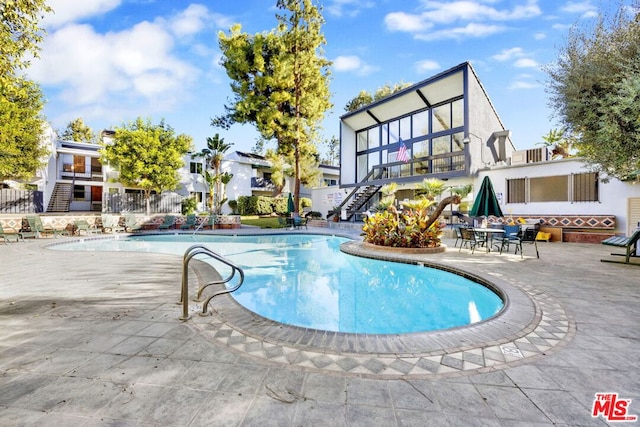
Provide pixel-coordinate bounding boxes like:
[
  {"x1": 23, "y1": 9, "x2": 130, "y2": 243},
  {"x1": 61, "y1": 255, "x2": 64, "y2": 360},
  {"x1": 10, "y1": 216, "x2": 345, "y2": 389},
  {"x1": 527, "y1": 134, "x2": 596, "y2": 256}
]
[{"x1": 187, "y1": 240, "x2": 574, "y2": 379}]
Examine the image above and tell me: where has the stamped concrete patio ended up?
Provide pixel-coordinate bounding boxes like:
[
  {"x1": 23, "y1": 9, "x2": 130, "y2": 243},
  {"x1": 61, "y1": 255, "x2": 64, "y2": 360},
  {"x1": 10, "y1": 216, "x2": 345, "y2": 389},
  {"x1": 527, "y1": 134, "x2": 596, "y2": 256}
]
[{"x1": 0, "y1": 228, "x2": 638, "y2": 426}]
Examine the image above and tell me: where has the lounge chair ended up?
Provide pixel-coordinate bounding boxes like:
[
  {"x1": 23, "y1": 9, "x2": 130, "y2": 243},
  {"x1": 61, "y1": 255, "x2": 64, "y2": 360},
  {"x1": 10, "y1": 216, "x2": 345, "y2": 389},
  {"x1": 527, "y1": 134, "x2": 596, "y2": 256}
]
[
  {"x1": 124, "y1": 214, "x2": 143, "y2": 232},
  {"x1": 0, "y1": 222, "x2": 23, "y2": 244},
  {"x1": 180, "y1": 214, "x2": 197, "y2": 230},
  {"x1": 601, "y1": 229, "x2": 640, "y2": 265},
  {"x1": 74, "y1": 219, "x2": 101, "y2": 235},
  {"x1": 102, "y1": 215, "x2": 125, "y2": 233},
  {"x1": 157, "y1": 215, "x2": 175, "y2": 230},
  {"x1": 26, "y1": 215, "x2": 68, "y2": 238}
]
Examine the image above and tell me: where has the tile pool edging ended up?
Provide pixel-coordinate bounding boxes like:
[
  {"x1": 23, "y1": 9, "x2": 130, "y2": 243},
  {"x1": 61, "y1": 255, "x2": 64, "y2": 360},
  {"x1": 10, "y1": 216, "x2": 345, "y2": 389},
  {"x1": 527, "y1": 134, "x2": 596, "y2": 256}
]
[{"x1": 45, "y1": 231, "x2": 574, "y2": 378}]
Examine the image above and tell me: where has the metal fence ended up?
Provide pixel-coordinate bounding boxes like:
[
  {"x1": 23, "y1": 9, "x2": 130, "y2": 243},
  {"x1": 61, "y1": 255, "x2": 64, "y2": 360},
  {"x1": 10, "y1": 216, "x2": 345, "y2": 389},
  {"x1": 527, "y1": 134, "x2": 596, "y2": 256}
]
[
  {"x1": 0, "y1": 189, "x2": 43, "y2": 213},
  {"x1": 103, "y1": 192, "x2": 182, "y2": 214}
]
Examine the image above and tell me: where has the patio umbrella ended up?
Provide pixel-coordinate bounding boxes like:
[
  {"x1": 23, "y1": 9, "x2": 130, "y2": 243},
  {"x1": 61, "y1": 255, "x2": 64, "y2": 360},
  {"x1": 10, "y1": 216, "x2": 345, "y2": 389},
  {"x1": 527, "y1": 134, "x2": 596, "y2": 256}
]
[
  {"x1": 287, "y1": 193, "x2": 295, "y2": 215},
  {"x1": 469, "y1": 176, "x2": 503, "y2": 218}
]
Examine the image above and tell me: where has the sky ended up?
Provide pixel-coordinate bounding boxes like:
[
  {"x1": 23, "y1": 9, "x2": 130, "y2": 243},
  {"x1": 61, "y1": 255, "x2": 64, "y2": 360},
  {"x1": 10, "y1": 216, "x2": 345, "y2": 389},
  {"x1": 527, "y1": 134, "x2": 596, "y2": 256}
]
[{"x1": 27, "y1": 0, "x2": 630, "y2": 157}]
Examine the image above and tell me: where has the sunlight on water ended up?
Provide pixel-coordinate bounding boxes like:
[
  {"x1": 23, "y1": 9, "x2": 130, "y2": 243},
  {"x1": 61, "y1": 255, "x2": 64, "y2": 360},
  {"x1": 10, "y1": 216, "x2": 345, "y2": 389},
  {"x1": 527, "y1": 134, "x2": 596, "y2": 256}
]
[{"x1": 53, "y1": 234, "x2": 503, "y2": 334}]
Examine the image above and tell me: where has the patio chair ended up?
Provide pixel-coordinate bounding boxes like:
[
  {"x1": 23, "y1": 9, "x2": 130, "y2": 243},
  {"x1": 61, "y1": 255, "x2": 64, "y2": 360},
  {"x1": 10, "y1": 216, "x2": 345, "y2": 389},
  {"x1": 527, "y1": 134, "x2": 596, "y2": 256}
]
[
  {"x1": 494, "y1": 224, "x2": 520, "y2": 254},
  {"x1": 459, "y1": 227, "x2": 479, "y2": 254},
  {"x1": 124, "y1": 214, "x2": 143, "y2": 232},
  {"x1": 74, "y1": 219, "x2": 101, "y2": 235},
  {"x1": 293, "y1": 214, "x2": 308, "y2": 230},
  {"x1": 277, "y1": 217, "x2": 288, "y2": 228},
  {"x1": 0, "y1": 222, "x2": 23, "y2": 244},
  {"x1": 452, "y1": 225, "x2": 463, "y2": 248},
  {"x1": 180, "y1": 214, "x2": 197, "y2": 230},
  {"x1": 102, "y1": 215, "x2": 125, "y2": 233},
  {"x1": 601, "y1": 228, "x2": 640, "y2": 265},
  {"x1": 157, "y1": 215, "x2": 176, "y2": 230},
  {"x1": 26, "y1": 215, "x2": 68, "y2": 238},
  {"x1": 514, "y1": 228, "x2": 539, "y2": 259}
]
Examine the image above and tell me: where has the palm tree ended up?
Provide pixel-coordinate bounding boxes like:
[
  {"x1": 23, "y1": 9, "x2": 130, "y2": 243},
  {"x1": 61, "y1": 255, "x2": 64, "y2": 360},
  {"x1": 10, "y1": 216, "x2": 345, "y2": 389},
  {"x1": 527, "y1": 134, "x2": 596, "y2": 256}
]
[{"x1": 196, "y1": 134, "x2": 233, "y2": 213}]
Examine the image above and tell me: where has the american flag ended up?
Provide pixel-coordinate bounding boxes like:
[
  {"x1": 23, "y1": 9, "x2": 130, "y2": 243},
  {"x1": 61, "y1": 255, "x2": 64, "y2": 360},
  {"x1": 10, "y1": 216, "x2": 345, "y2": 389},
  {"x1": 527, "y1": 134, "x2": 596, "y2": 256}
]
[{"x1": 397, "y1": 140, "x2": 409, "y2": 163}]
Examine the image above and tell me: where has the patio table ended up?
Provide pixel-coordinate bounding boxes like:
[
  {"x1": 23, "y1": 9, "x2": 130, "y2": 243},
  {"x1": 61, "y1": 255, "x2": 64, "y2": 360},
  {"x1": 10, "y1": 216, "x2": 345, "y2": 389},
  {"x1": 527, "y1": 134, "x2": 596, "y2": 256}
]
[{"x1": 473, "y1": 228, "x2": 505, "y2": 253}]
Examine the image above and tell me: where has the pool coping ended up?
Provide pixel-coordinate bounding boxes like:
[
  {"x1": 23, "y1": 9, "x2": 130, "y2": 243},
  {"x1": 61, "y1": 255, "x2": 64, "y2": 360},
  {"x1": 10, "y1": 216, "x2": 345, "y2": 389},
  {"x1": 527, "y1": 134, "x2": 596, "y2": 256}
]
[
  {"x1": 46, "y1": 230, "x2": 573, "y2": 378},
  {"x1": 196, "y1": 242, "x2": 539, "y2": 358}
]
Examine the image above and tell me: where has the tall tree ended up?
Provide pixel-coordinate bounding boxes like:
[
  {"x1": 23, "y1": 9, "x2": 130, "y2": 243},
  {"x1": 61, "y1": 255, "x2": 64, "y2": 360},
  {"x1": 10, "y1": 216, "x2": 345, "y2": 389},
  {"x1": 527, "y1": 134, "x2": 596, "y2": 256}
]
[
  {"x1": 195, "y1": 133, "x2": 233, "y2": 213},
  {"x1": 100, "y1": 118, "x2": 193, "y2": 215},
  {"x1": 545, "y1": 2, "x2": 640, "y2": 181},
  {"x1": 0, "y1": 0, "x2": 53, "y2": 182},
  {"x1": 214, "y1": 0, "x2": 331, "y2": 214},
  {"x1": 60, "y1": 118, "x2": 96, "y2": 143},
  {"x1": 321, "y1": 135, "x2": 339, "y2": 166}
]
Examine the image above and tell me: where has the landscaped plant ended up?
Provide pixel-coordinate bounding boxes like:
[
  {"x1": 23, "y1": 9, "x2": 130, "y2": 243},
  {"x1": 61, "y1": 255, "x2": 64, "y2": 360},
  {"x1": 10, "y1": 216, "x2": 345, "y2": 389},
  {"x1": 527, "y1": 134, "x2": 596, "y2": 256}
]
[{"x1": 362, "y1": 179, "x2": 461, "y2": 248}]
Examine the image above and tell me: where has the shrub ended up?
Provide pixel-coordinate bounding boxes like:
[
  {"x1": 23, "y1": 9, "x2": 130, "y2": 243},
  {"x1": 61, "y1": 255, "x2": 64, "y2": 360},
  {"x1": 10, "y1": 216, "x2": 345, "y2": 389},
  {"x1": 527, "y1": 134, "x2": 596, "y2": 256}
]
[
  {"x1": 362, "y1": 208, "x2": 445, "y2": 248},
  {"x1": 181, "y1": 197, "x2": 197, "y2": 215}
]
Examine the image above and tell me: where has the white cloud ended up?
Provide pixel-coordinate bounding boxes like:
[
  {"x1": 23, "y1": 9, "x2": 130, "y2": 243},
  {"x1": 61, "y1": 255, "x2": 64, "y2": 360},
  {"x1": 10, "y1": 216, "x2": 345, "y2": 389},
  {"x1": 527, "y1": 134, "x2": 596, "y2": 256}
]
[
  {"x1": 169, "y1": 4, "x2": 210, "y2": 37},
  {"x1": 386, "y1": 1, "x2": 541, "y2": 41},
  {"x1": 560, "y1": 1, "x2": 596, "y2": 14},
  {"x1": 333, "y1": 55, "x2": 362, "y2": 72},
  {"x1": 514, "y1": 58, "x2": 539, "y2": 68},
  {"x1": 492, "y1": 47, "x2": 525, "y2": 61},
  {"x1": 29, "y1": 19, "x2": 198, "y2": 108},
  {"x1": 415, "y1": 60, "x2": 440, "y2": 73},
  {"x1": 415, "y1": 23, "x2": 505, "y2": 41},
  {"x1": 332, "y1": 55, "x2": 378, "y2": 76},
  {"x1": 507, "y1": 73, "x2": 540, "y2": 90},
  {"x1": 533, "y1": 32, "x2": 546, "y2": 40},
  {"x1": 326, "y1": 0, "x2": 375, "y2": 18},
  {"x1": 43, "y1": 0, "x2": 122, "y2": 29},
  {"x1": 385, "y1": 12, "x2": 432, "y2": 32}
]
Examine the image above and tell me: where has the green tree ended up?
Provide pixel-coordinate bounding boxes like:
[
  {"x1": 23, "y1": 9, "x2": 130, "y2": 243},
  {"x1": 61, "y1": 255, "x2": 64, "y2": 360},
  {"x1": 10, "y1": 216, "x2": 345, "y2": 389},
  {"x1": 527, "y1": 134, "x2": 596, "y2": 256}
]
[
  {"x1": 321, "y1": 135, "x2": 339, "y2": 166},
  {"x1": 0, "y1": 77, "x2": 49, "y2": 181},
  {"x1": 345, "y1": 82, "x2": 412, "y2": 112},
  {"x1": 0, "y1": 0, "x2": 53, "y2": 182},
  {"x1": 537, "y1": 128, "x2": 576, "y2": 159},
  {"x1": 195, "y1": 133, "x2": 233, "y2": 213},
  {"x1": 214, "y1": 0, "x2": 332, "y2": 215},
  {"x1": 545, "y1": 2, "x2": 640, "y2": 180},
  {"x1": 101, "y1": 118, "x2": 193, "y2": 215},
  {"x1": 60, "y1": 118, "x2": 96, "y2": 143}
]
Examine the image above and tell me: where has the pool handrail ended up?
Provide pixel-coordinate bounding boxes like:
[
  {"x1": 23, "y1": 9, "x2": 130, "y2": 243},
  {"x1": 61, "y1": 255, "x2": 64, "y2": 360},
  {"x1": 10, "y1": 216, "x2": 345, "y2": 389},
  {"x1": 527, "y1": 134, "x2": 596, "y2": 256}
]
[{"x1": 180, "y1": 244, "x2": 244, "y2": 320}]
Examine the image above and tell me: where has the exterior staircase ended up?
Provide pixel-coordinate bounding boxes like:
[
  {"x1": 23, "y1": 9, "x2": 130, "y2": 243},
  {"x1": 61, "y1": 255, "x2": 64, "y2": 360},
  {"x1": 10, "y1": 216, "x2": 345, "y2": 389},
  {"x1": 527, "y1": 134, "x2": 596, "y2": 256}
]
[
  {"x1": 343, "y1": 185, "x2": 380, "y2": 219},
  {"x1": 47, "y1": 183, "x2": 72, "y2": 212}
]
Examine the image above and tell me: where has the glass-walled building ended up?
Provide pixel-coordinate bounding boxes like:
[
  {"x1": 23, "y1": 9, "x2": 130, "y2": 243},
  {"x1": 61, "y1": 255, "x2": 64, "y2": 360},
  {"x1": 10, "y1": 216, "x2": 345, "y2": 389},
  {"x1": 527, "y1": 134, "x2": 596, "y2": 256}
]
[{"x1": 339, "y1": 62, "x2": 514, "y2": 189}]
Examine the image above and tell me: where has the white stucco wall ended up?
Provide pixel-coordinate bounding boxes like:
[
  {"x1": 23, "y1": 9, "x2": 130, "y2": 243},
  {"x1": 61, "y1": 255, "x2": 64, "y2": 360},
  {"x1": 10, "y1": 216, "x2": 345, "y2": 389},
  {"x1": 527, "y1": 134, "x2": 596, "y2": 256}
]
[
  {"x1": 310, "y1": 185, "x2": 346, "y2": 219},
  {"x1": 480, "y1": 158, "x2": 640, "y2": 234}
]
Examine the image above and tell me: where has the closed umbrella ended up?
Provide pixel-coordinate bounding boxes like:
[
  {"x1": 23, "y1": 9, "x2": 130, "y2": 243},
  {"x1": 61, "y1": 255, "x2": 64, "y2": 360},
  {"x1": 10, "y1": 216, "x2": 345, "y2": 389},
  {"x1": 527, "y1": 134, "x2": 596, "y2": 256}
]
[
  {"x1": 469, "y1": 176, "x2": 503, "y2": 218},
  {"x1": 287, "y1": 193, "x2": 295, "y2": 215}
]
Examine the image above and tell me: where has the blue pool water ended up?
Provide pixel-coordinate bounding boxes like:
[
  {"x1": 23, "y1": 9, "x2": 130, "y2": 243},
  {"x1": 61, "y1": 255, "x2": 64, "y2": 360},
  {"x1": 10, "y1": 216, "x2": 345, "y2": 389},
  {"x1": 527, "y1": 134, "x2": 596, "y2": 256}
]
[{"x1": 52, "y1": 234, "x2": 503, "y2": 334}]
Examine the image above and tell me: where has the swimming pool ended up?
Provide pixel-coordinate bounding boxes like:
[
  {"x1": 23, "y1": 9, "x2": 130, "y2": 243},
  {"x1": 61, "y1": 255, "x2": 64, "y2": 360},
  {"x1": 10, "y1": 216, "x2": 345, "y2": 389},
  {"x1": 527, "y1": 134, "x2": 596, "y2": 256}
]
[{"x1": 52, "y1": 233, "x2": 504, "y2": 334}]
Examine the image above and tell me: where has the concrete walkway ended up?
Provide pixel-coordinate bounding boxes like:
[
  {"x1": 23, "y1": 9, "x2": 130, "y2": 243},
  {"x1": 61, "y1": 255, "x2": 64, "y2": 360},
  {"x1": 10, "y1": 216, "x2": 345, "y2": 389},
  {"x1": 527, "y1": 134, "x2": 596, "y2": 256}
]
[{"x1": 0, "y1": 229, "x2": 638, "y2": 426}]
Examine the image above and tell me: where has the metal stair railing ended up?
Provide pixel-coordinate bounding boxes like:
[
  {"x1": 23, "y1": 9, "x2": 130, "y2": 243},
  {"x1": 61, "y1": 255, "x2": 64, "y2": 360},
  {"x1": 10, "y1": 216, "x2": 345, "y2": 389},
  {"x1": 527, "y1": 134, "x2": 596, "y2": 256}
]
[
  {"x1": 332, "y1": 168, "x2": 385, "y2": 221},
  {"x1": 180, "y1": 244, "x2": 244, "y2": 320}
]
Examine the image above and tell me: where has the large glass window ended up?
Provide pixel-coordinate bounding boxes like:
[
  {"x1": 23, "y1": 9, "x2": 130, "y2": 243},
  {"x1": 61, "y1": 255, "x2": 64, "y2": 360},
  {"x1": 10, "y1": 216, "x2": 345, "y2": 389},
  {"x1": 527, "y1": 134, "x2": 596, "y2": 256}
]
[
  {"x1": 388, "y1": 120, "x2": 399, "y2": 143},
  {"x1": 190, "y1": 162, "x2": 202, "y2": 174},
  {"x1": 357, "y1": 154, "x2": 368, "y2": 181},
  {"x1": 432, "y1": 104, "x2": 451, "y2": 133},
  {"x1": 357, "y1": 132, "x2": 368, "y2": 151},
  {"x1": 368, "y1": 128, "x2": 379, "y2": 149},
  {"x1": 413, "y1": 140, "x2": 429, "y2": 159},
  {"x1": 432, "y1": 135, "x2": 450, "y2": 155},
  {"x1": 452, "y1": 99, "x2": 463, "y2": 128},
  {"x1": 381, "y1": 124, "x2": 389, "y2": 146},
  {"x1": 400, "y1": 116, "x2": 411, "y2": 140},
  {"x1": 412, "y1": 111, "x2": 429, "y2": 136}
]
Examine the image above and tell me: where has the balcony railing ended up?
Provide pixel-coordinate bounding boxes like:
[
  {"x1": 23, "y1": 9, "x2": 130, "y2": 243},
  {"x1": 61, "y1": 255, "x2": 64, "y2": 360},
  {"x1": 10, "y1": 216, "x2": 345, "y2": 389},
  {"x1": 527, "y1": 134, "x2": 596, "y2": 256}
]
[
  {"x1": 365, "y1": 151, "x2": 466, "y2": 183},
  {"x1": 251, "y1": 177, "x2": 277, "y2": 191}
]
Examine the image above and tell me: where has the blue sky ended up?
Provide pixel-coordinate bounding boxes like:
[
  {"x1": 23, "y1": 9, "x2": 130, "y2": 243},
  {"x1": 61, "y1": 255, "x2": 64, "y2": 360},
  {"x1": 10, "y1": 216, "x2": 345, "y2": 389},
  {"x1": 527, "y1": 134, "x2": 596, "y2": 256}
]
[{"x1": 28, "y1": 0, "x2": 627, "y2": 156}]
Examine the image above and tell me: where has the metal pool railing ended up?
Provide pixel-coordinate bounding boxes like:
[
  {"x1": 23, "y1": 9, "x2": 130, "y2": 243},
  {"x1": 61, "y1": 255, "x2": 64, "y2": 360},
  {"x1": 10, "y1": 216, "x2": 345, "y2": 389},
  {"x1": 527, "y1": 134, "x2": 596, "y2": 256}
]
[{"x1": 180, "y1": 244, "x2": 244, "y2": 320}]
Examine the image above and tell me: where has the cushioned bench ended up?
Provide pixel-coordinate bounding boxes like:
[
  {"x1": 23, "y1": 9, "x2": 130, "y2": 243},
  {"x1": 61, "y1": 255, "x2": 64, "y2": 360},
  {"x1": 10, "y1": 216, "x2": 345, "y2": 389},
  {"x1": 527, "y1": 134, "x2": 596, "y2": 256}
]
[{"x1": 601, "y1": 229, "x2": 640, "y2": 265}]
